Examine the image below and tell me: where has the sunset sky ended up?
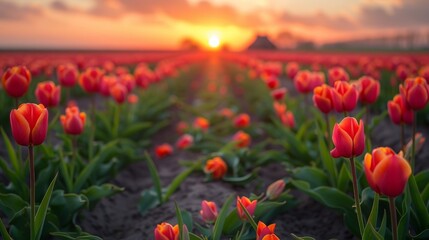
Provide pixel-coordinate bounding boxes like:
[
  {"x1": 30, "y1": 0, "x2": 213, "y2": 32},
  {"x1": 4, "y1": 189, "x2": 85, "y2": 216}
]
[{"x1": 0, "y1": 0, "x2": 428, "y2": 50}]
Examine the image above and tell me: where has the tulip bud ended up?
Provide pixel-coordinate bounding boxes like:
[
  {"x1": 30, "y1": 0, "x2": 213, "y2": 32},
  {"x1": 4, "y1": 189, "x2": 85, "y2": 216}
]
[
  {"x1": 35, "y1": 81, "x2": 61, "y2": 108},
  {"x1": 154, "y1": 222, "x2": 179, "y2": 240},
  {"x1": 286, "y1": 62, "x2": 299, "y2": 79},
  {"x1": 273, "y1": 102, "x2": 287, "y2": 117},
  {"x1": 57, "y1": 63, "x2": 78, "y2": 87},
  {"x1": 200, "y1": 200, "x2": 218, "y2": 223},
  {"x1": 233, "y1": 113, "x2": 251, "y2": 128},
  {"x1": 313, "y1": 84, "x2": 334, "y2": 114},
  {"x1": 266, "y1": 179, "x2": 285, "y2": 200},
  {"x1": 387, "y1": 94, "x2": 413, "y2": 125},
  {"x1": 60, "y1": 106, "x2": 86, "y2": 135},
  {"x1": 99, "y1": 75, "x2": 117, "y2": 97},
  {"x1": 357, "y1": 76, "x2": 380, "y2": 104},
  {"x1": 193, "y1": 117, "x2": 210, "y2": 132},
  {"x1": 271, "y1": 88, "x2": 287, "y2": 101},
  {"x1": 10, "y1": 103, "x2": 48, "y2": 146},
  {"x1": 279, "y1": 111, "x2": 295, "y2": 129},
  {"x1": 331, "y1": 117, "x2": 365, "y2": 158},
  {"x1": 176, "y1": 134, "x2": 194, "y2": 150},
  {"x1": 331, "y1": 81, "x2": 359, "y2": 113},
  {"x1": 79, "y1": 67, "x2": 103, "y2": 93},
  {"x1": 204, "y1": 157, "x2": 227, "y2": 180},
  {"x1": 328, "y1": 67, "x2": 349, "y2": 86},
  {"x1": 364, "y1": 147, "x2": 411, "y2": 197},
  {"x1": 110, "y1": 83, "x2": 128, "y2": 104},
  {"x1": 118, "y1": 73, "x2": 135, "y2": 92},
  {"x1": 257, "y1": 221, "x2": 277, "y2": 240},
  {"x1": 404, "y1": 133, "x2": 425, "y2": 159},
  {"x1": 236, "y1": 196, "x2": 257, "y2": 220},
  {"x1": 127, "y1": 94, "x2": 139, "y2": 104},
  {"x1": 400, "y1": 77, "x2": 429, "y2": 110},
  {"x1": 155, "y1": 143, "x2": 173, "y2": 159},
  {"x1": 265, "y1": 76, "x2": 279, "y2": 90},
  {"x1": 294, "y1": 70, "x2": 313, "y2": 94},
  {"x1": 2, "y1": 66, "x2": 31, "y2": 98},
  {"x1": 176, "y1": 121, "x2": 189, "y2": 135},
  {"x1": 232, "y1": 131, "x2": 251, "y2": 148}
]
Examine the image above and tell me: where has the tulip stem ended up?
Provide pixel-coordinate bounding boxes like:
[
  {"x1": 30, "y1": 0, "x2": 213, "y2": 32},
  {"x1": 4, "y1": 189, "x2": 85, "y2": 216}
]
[
  {"x1": 350, "y1": 156, "x2": 364, "y2": 235},
  {"x1": 389, "y1": 197, "x2": 398, "y2": 240},
  {"x1": 15, "y1": 98, "x2": 19, "y2": 108},
  {"x1": 29, "y1": 145, "x2": 35, "y2": 240},
  {"x1": 411, "y1": 111, "x2": 416, "y2": 170},
  {"x1": 400, "y1": 123, "x2": 405, "y2": 153},
  {"x1": 89, "y1": 95, "x2": 96, "y2": 159},
  {"x1": 324, "y1": 114, "x2": 332, "y2": 149}
]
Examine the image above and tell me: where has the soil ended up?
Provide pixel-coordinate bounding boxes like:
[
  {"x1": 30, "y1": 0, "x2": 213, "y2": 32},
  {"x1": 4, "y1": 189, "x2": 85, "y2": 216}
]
[{"x1": 78, "y1": 59, "x2": 429, "y2": 240}]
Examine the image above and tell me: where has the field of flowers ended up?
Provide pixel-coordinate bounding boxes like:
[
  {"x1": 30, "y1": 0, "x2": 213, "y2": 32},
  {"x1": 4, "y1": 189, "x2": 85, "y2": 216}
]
[{"x1": 1, "y1": 50, "x2": 429, "y2": 240}]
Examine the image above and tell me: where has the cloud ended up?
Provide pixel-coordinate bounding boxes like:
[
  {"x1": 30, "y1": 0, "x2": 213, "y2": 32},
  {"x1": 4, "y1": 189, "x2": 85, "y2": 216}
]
[
  {"x1": 279, "y1": 11, "x2": 357, "y2": 30},
  {"x1": 0, "y1": 1, "x2": 43, "y2": 21}
]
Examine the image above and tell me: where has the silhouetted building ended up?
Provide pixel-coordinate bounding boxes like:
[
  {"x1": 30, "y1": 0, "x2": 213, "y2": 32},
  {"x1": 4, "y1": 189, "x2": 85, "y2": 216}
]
[{"x1": 247, "y1": 35, "x2": 277, "y2": 50}]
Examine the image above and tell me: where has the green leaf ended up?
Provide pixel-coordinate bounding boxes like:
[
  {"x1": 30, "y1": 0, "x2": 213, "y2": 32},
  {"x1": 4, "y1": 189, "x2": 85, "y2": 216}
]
[
  {"x1": 82, "y1": 184, "x2": 124, "y2": 208},
  {"x1": 34, "y1": 174, "x2": 57, "y2": 240},
  {"x1": 290, "y1": 233, "x2": 316, "y2": 240},
  {"x1": 337, "y1": 163, "x2": 350, "y2": 192},
  {"x1": 164, "y1": 162, "x2": 199, "y2": 202},
  {"x1": 222, "y1": 171, "x2": 258, "y2": 186},
  {"x1": 409, "y1": 175, "x2": 429, "y2": 228},
  {"x1": 144, "y1": 151, "x2": 163, "y2": 203},
  {"x1": 415, "y1": 170, "x2": 429, "y2": 191},
  {"x1": 138, "y1": 189, "x2": 161, "y2": 215},
  {"x1": 0, "y1": 193, "x2": 28, "y2": 218},
  {"x1": 0, "y1": 217, "x2": 13, "y2": 240},
  {"x1": 362, "y1": 223, "x2": 383, "y2": 240},
  {"x1": 50, "y1": 191, "x2": 88, "y2": 226},
  {"x1": 411, "y1": 229, "x2": 429, "y2": 239},
  {"x1": 213, "y1": 195, "x2": 234, "y2": 240},
  {"x1": 292, "y1": 167, "x2": 329, "y2": 188},
  {"x1": 1, "y1": 128, "x2": 20, "y2": 174},
  {"x1": 50, "y1": 231, "x2": 103, "y2": 240},
  {"x1": 189, "y1": 233, "x2": 204, "y2": 240},
  {"x1": 315, "y1": 120, "x2": 337, "y2": 185},
  {"x1": 120, "y1": 122, "x2": 152, "y2": 138}
]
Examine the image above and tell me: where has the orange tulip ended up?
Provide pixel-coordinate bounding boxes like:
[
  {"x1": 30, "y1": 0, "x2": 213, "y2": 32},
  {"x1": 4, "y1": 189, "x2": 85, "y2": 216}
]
[
  {"x1": 176, "y1": 134, "x2": 193, "y2": 150},
  {"x1": 232, "y1": 131, "x2": 251, "y2": 148},
  {"x1": 257, "y1": 221, "x2": 277, "y2": 240},
  {"x1": 2, "y1": 66, "x2": 31, "y2": 98},
  {"x1": 200, "y1": 200, "x2": 218, "y2": 223},
  {"x1": 155, "y1": 143, "x2": 173, "y2": 159},
  {"x1": 10, "y1": 103, "x2": 48, "y2": 146},
  {"x1": 387, "y1": 94, "x2": 413, "y2": 125},
  {"x1": 193, "y1": 117, "x2": 210, "y2": 132},
  {"x1": 60, "y1": 106, "x2": 86, "y2": 135},
  {"x1": 273, "y1": 102, "x2": 287, "y2": 117},
  {"x1": 400, "y1": 77, "x2": 429, "y2": 110},
  {"x1": 331, "y1": 81, "x2": 358, "y2": 113},
  {"x1": 233, "y1": 113, "x2": 251, "y2": 128},
  {"x1": 364, "y1": 147, "x2": 411, "y2": 197},
  {"x1": 266, "y1": 179, "x2": 286, "y2": 200},
  {"x1": 35, "y1": 81, "x2": 61, "y2": 108},
  {"x1": 204, "y1": 157, "x2": 227, "y2": 180},
  {"x1": 154, "y1": 222, "x2": 179, "y2": 240},
  {"x1": 57, "y1": 63, "x2": 78, "y2": 87},
  {"x1": 79, "y1": 67, "x2": 103, "y2": 93},
  {"x1": 313, "y1": 84, "x2": 334, "y2": 114},
  {"x1": 262, "y1": 234, "x2": 280, "y2": 240},
  {"x1": 236, "y1": 196, "x2": 257, "y2": 220},
  {"x1": 357, "y1": 76, "x2": 380, "y2": 104},
  {"x1": 328, "y1": 67, "x2": 349, "y2": 86},
  {"x1": 331, "y1": 117, "x2": 365, "y2": 158}
]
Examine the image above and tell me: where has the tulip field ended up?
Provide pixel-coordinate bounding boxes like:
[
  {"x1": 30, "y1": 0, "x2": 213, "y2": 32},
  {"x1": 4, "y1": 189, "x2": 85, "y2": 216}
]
[{"x1": 1, "y1": 50, "x2": 429, "y2": 240}]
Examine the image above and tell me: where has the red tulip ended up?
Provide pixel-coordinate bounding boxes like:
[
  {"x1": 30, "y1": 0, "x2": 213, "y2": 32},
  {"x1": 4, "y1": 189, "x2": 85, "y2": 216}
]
[
  {"x1": 236, "y1": 196, "x2": 257, "y2": 220},
  {"x1": 200, "y1": 200, "x2": 218, "y2": 223},
  {"x1": 127, "y1": 94, "x2": 139, "y2": 104},
  {"x1": 396, "y1": 65, "x2": 410, "y2": 81},
  {"x1": 99, "y1": 75, "x2": 117, "y2": 97},
  {"x1": 364, "y1": 147, "x2": 411, "y2": 197},
  {"x1": 285, "y1": 62, "x2": 299, "y2": 79},
  {"x1": 313, "y1": 84, "x2": 334, "y2": 114},
  {"x1": 204, "y1": 157, "x2": 227, "y2": 180},
  {"x1": 328, "y1": 67, "x2": 349, "y2": 86},
  {"x1": 35, "y1": 81, "x2": 61, "y2": 108},
  {"x1": 271, "y1": 88, "x2": 287, "y2": 101},
  {"x1": 176, "y1": 134, "x2": 193, "y2": 149},
  {"x1": 331, "y1": 81, "x2": 358, "y2": 113},
  {"x1": 357, "y1": 76, "x2": 380, "y2": 104},
  {"x1": 294, "y1": 70, "x2": 313, "y2": 94},
  {"x1": 10, "y1": 103, "x2": 48, "y2": 146},
  {"x1": 57, "y1": 64, "x2": 78, "y2": 87},
  {"x1": 387, "y1": 95, "x2": 413, "y2": 125},
  {"x1": 118, "y1": 73, "x2": 135, "y2": 92},
  {"x1": 233, "y1": 113, "x2": 250, "y2": 128},
  {"x1": 331, "y1": 117, "x2": 365, "y2": 158},
  {"x1": 155, "y1": 143, "x2": 173, "y2": 159},
  {"x1": 154, "y1": 222, "x2": 178, "y2": 240},
  {"x1": 279, "y1": 111, "x2": 295, "y2": 129},
  {"x1": 400, "y1": 77, "x2": 429, "y2": 110},
  {"x1": 60, "y1": 106, "x2": 86, "y2": 135},
  {"x1": 2, "y1": 66, "x2": 31, "y2": 98},
  {"x1": 232, "y1": 131, "x2": 251, "y2": 148},
  {"x1": 265, "y1": 76, "x2": 279, "y2": 90},
  {"x1": 419, "y1": 65, "x2": 429, "y2": 83},
  {"x1": 193, "y1": 117, "x2": 210, "y2": 132},
  {"x1": 257, "y1": 221, "x2": 277, "y2": 240},
  {"x1": 79, "y1": 67, "x2": 103, "y2": 93},
  {"x1": 110, "y1": 83, "x2": 128, "y2": 104},
  {"x1": 273, "y1": 102, "x2": 287, "y2": 117},
  {"x1": 176, "y1": 121, "x2": 189, "y2": 135}
]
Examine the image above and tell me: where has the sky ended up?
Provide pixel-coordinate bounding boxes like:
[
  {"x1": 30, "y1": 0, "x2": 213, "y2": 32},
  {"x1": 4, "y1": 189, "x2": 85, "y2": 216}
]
[{"x1": 0, "y1": 0, "x2": 428, "y2": 50}]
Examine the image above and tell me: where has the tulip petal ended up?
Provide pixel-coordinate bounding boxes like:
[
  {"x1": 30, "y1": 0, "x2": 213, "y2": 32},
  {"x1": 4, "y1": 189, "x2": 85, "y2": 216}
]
[
  {"x1": 387, "y1": 101, "x2": 401, "y2": 125},
  {"x1": 373, "y1": 155, "x2": 412, "y2": 197},
  {"x1": 31, "y1": 108, "x2": 48, "y2": 145},
  {"x1": 353, "y1": 120, "x2": 365, "y2": 156},
  {"x1": 343, "y1": 87, "x2": 358, "y2": 112},
  {"x1": 331, "y1": 124, "x2": 353, "y2": 158},
  {"x1": 10, "y1": 110, "x2": 30, "y2": 146},
  {"x1": 408, "y1": 85, "x2": 428, "y2": 110}
]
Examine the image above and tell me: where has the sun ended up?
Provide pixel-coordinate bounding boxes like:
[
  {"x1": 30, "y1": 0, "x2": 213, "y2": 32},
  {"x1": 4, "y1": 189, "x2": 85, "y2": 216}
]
[{"x1": 208, "y1": 34, "x2": 220, "y2": 48}]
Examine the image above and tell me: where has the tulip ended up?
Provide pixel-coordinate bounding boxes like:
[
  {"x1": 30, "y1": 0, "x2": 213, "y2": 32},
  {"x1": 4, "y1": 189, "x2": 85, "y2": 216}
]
[
  {"x1": 2, "y1": 65, "x2": 31, "y2": 98},
  {"x1": 331, "y1": 81, "x2": 359, "y2": 113},
  {"x1": 110, "y1": 83, "x2": 128, "y2": 104},
  {"x1": 232, "y1": 131, "x2": 251, "y2": 148},
  {"x1": 176, "y1": 134, "x2": 193, "y2": 149},
  {"x1": 118, "y1": 73, "x2": 136, "y2": 92},
  {"x1": 99, "y1": 75, "x2": 117, "y2": 97},
  {"x1": 233, "y1": 113, "x2": 251, "y2": 128},
  {"x1": 193, "y1": 117, "x2": 210, "y2": 132},
  {"x1": 257, "y1": 221, "x2": 277, "y2": 240},
  {"x1": 311, "y1": 71, "x2": 325, "y2": 89},
  {"x1": 419, "y1": 65, "x2": 429, "y2": 83},
  {"x1": 266, "y1": 179, "x2": 286, "y2": 200},
  {"x1": 273, "y1": 102, "x2": 287, "y2": 117},
  {"x1": 387, "y1": 95, "x2": 413, "y2": 125},
  {"x1": 127, "y1": 94, "x2": 139, "y2": 104},
  {"x1": 57, "y1": 63, "x2": 78, "y2": 87},
  {"x1": 357, "y1": 76, "x2": 380, "y2": 104},
  {"x1": 364, "y1": 147, "x2": 411, "y2": 197},
  {"x1": 218, "y1": 108, "x2": 234, "y2": 118},
  {"x1": 200, "y1": 200, "x2": 218, "y2": 223},
  {"x1": 204, "y1": 157, "x2": 227, "y2": 180},
  {"x1": 400, "y1": 77, "x2": 429, "y2": 111},
  {"x1": 328, "y1": 67, "x2": 349, "y2": 86},
  {"x1": 331, "y1": 117, "x2": 364, "y2": 158},
  {"x1": 294, "y1": 70, "x2": 314, "y2": 94},
  {"x1": 313, "y1": 84, "x2": 334, "y2": 114},
  {"x1": 155, "y1": 143, "x2": 173, "y2": 159},
  {"x1": 10, "y1": 103, "x2": 48, "y2": 146},
  {"x1": 279, "y1": 111, "x2": 295, "y2": 129},
  {"x1": 154, "y1": 222, "x2": 179, "y2": 240},
  {"x1": 396, "y1": 65, "x2": 410, "y2": 81},
  {"x1": 262, "y1": 234, "x2": 280, "y2": 240},
  {"x1": 236, "y1": 196, "x2": 257, "y2": 220},
  {"x1": 271, "y1": 88, "x2": 287, "y2": 101},
  {"x1": 79, "y1": 67, "x2": 103, "y2": 93},
  {"x1": 35, "y1": 81, "x2": 61, "y2": 108},
  {"x1": 265, "y1": 76, "x2": 279, "y2": 90},
  {"x1": 176, "y1": 121, "x2": 189, "y2": 135},
  {"x1": 286, "y1": 62, "x2": 299, "y2": 79},
  {"x1": 60, "y1": 106, "x2": 86, "y2": 135}
]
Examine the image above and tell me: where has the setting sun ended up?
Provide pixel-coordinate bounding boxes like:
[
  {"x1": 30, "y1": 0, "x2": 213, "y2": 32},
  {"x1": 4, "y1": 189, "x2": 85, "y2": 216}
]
[{"x1": 208, "y1": 35, "x2": 220, "y2": 48}]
